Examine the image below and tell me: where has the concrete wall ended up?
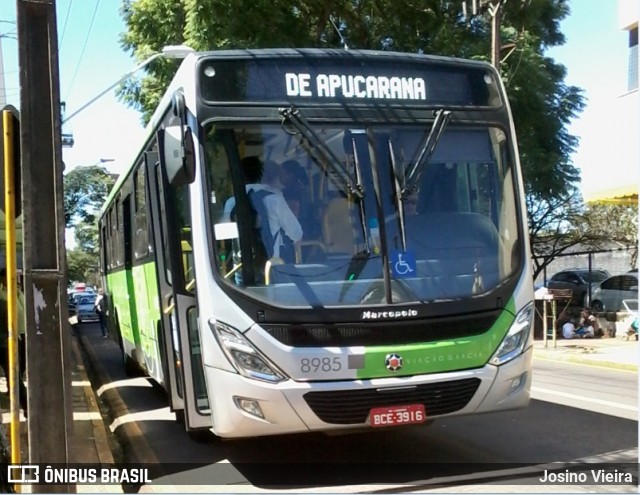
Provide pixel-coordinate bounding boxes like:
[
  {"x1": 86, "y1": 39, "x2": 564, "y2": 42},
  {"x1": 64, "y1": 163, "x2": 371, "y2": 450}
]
[{"x1": 535, "y1": 247, "x2": 635, "y2": 286}]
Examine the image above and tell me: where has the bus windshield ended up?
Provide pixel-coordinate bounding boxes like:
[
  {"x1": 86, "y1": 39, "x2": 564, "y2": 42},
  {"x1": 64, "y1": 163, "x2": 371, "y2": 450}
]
[{"x1": 205, "y1": 121, "x2": 521, "y2": 307}]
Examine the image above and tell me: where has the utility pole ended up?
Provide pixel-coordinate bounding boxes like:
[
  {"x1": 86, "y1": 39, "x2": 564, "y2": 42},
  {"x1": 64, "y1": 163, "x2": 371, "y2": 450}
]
[
  {"x1": 16, "y1": 0, "x2": 73, "y2": 493},
  {"x1": 487, "y1": 0, "x2": 507, "y2": 69},
  {"x1": 461, "y1": 0, "x2": 507, "y2": 69}
]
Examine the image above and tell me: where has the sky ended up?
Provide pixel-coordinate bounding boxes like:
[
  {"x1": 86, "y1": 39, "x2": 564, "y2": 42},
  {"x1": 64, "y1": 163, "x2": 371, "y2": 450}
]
[
  {"x1": 0, "y1": 0, "x2": 147, "y2": 175},
  {"x1": 546, "y1": 0, "x2": 636, "y2": 199},
  {"x1": 0, "y1": 0, "x2": 635, "y2": 197}
]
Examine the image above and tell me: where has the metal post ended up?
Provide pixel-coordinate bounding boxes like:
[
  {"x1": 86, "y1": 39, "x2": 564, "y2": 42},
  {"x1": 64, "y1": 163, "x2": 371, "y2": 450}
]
[
  {"x1": 542, "y1": 297, "x2": 548, "y2": 348},
  {"x1": 588, "y1": 252, "x2": 593, "y2": 307},
  {"x1": 2, "y1": 109, "x2": 20, "y2": 464},
  {"x1": 16, "y1": 1, "x2": 73, "y2": 492},
  {"x1": 551, "y1": 299, "x2": 557, "y2": 348}
]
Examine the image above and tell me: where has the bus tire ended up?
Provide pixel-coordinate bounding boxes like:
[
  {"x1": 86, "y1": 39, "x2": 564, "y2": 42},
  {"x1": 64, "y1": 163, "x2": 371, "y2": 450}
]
[
  {"x1": 124, "y1": 354, "x2": 139, "y2": 377},
  {"x1": 119, "y1": 335, "x2": 140, "y2": 377}
]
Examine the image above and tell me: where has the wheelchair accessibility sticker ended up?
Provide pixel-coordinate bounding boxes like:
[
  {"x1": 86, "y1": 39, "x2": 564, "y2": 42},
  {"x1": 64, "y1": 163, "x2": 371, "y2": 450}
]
[{"x1": 391, "y1": 250, "x2": 416, "y2": 278}]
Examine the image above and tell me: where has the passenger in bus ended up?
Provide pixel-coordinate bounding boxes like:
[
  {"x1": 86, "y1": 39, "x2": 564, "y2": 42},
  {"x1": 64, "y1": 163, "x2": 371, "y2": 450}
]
[
  {"x1": 281, "y1": 160, "x2": 319, "y2": 240},
  {"x1": 223, "y1": 156, "x2": 302, "y2": 263},
  {"x1": 404, "y1": 192, "x2": 419, "y2": 216},
  {"x1": 281, "y1": 160, "x2": 306, "y2": 218}
]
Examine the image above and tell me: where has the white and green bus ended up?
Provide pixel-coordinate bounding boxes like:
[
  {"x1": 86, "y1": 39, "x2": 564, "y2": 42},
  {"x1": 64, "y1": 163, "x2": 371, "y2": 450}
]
[{"x1": 98, "y1": 48, "x2": 534, "y2": 438}]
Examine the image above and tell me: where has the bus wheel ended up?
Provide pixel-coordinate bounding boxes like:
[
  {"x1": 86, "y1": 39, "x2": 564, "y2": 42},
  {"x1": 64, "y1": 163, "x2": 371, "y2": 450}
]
[
  {"x1": 119, "y1": 335, "x2": 140, "y2": 377},
  {"x1": 124, "y1": 355, "x2": 139, "y2": 377}
]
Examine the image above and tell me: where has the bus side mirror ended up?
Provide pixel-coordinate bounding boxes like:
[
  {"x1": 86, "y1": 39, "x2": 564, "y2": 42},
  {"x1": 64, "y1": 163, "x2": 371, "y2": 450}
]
[
  {"x1": 162, "y1": 92, "x2": 196, "y2": 186},
  {"x1": 163, "y1": 125, "x2": 195, "y2": 186}
]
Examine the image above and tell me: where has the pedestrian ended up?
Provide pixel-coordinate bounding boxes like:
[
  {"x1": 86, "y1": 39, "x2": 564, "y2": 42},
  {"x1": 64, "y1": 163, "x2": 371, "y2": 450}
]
[
  {"x1": 94, "y1": 288, "x2": 108, "y2": 338},
  {"x1": 0, "y1": 268, "x2": 28, "y2": 416},
  {"x1": 625, "y1": 317, "x2": 638, "y2": 341},
  {"x1": 575, "y1": 308, "x2": 598, "y2": 338},
  {"x1": 562, "y1": 318, "x2": 577, "y2": 339}
]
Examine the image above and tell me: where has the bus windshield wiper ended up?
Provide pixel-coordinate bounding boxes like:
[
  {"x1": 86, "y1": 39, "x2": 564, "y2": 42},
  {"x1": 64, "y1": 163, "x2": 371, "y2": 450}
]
[
  {"x1": 403, "y1": 109, "x2": 452, "y2": 196},
  {"x1": 389, "y1": 139, "x2": 407, "y2": 251},
  {"x1": 279, "y1": 106, "x2": 363, "y2": 199}
]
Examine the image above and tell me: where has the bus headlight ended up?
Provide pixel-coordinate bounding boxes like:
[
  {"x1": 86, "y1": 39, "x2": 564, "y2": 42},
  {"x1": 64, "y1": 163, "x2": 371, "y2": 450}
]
[
  {"x1": 490, "y1": 303, "x2": 534, "y2": 366},
  {"x1": 209, "y1": 320, "x2": 288, "y2": 383}
]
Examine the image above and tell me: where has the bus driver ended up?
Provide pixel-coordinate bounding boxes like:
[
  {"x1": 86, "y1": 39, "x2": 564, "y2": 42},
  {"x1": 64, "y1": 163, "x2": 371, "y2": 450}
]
[{"x1": 223, "y1": 156, "x2": 302, "y2": 264}]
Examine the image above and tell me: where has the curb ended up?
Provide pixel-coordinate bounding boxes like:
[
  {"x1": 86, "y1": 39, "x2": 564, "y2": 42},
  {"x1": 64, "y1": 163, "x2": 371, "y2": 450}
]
[
  {"x1": 533, "y1": 353, "x2": 638, "y2": 372},
  {"x1": 76, "y1": 334, "x2": 168, "y2": 487}
]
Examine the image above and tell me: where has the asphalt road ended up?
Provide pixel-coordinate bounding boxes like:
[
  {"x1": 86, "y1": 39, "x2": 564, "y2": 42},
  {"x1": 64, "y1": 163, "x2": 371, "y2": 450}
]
[
  {"x1": 531, "y1": 359, "x2": 637, "y2": 420},
  {"x1": 76, "y1": 322, "x2": 638, "y2": 493}
]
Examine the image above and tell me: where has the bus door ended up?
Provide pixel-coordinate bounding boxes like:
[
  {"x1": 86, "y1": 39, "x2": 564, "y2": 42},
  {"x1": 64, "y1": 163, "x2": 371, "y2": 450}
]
[
  {"x1": 148, "y1": 141, "x2": 211, "y2": 431},
  {"x1": 146, "y1": 152, "x2": 184, "y2": 417}
]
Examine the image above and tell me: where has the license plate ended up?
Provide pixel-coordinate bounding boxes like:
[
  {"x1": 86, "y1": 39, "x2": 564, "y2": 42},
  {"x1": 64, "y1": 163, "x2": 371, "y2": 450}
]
[{"x1": 369, "y1": 404, "x2": 426, "y2": 427}]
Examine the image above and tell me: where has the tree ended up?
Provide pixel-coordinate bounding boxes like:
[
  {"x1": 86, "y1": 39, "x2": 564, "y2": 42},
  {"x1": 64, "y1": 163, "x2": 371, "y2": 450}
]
[
  {"x1": 576, "y1": 203, "x2": 638, "y2": 267},
  {"x1": 64, "y1": 165, "x2": 116, "y2": 228},
  {"x1": 74, "y1": 222, "x2": 100, "y2": 256},
  {"x1": 118, "y1": 0, "x2": 592, "y2": 269},
  {"x1": 64, "y1": 165, "x2": 114, "y2": 281},
  {"x1": 66, "y1": 248, "x2": 98, "y2": 285},
  {"x1": 528, "y1": 194, "x2": 589, "y2": 279}
]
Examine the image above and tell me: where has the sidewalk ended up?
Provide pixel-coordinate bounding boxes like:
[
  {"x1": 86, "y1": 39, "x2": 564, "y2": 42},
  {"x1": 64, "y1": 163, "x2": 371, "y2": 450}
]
[
  {"x1": 533, "y1": 335, "x2": 639, "y2": 371},
  {"x1": 68, "y1": 333, "x2": 123, "y2": 493},
  {"x1": 1, "y1": 327, "x2": 122, "y2": 493}
]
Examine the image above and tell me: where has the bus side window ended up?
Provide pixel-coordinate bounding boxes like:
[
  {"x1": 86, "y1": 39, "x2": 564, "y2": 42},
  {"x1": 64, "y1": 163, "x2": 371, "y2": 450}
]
[
  {"x1": 175, "y1": 185, "x2": 195, "y2": 293},
  {"x1": 203, "y1": 129, "x2": 236, "y2": 281}
]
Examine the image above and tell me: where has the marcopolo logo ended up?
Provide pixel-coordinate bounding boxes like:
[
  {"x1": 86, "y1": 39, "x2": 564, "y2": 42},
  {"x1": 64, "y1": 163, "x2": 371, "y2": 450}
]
[
  {"x1": 385, "y1": 353, "x2": 403, "y2": 372},
  {"x1": 362, "y1": 309, "x2": 418, "y2": 320}
]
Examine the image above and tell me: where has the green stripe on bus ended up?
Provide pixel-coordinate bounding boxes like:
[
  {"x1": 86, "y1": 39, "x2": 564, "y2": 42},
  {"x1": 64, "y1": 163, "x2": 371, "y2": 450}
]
[{"x1": 357, "y1": 299, "x2": 516, "y2": 379}]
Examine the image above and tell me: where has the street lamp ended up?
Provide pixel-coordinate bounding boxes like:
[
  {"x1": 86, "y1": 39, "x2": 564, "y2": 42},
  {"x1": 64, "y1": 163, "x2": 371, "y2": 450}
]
[
  {"x1": 62, "y1": 44, "x2": 195, "y2": 124},
  {"x1": 93, "y1": 158, "x2": 114, "y2": 166}
]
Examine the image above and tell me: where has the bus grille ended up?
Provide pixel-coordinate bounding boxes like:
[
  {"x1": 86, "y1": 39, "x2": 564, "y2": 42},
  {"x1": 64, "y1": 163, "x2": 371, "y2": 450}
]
[
  {"x1": 263, "y1": 311, "x2": 500, "y2": 347},
  {"x1": 303, "y1": 378, "x2": 481, "y2": 425}
]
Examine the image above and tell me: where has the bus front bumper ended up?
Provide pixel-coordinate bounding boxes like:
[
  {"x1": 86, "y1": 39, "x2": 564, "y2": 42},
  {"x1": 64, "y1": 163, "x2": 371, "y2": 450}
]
[{"x1": 205, "y1": 346, "x2": 532, "y2": 439}]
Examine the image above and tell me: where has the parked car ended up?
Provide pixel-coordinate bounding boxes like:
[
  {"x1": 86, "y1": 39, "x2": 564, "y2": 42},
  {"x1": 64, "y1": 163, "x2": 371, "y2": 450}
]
[
  {"x1": 75, "y1": 293, "x2": 99, "y2": 323},
  {"x1": 546, "y1": 268, "x2": 610, "y2": 306},
  {"x1": 67, "y1": 285, "x2": 96, "y2": 316},
  {"x1": 590, "y1": 273, "x2": 639, "y2": 312},
  {"x1": 67, "y1": 291, "x2": 83, "y2": 316}
]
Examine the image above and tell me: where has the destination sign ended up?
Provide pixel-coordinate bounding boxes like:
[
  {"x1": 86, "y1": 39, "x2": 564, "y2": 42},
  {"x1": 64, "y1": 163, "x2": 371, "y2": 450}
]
[
  {"x1": 284, "y1": 73, "x2": 426, "y2": 101},
  {"x1": 198, "y1": 55, "x2": 501, "y2": 107}
]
